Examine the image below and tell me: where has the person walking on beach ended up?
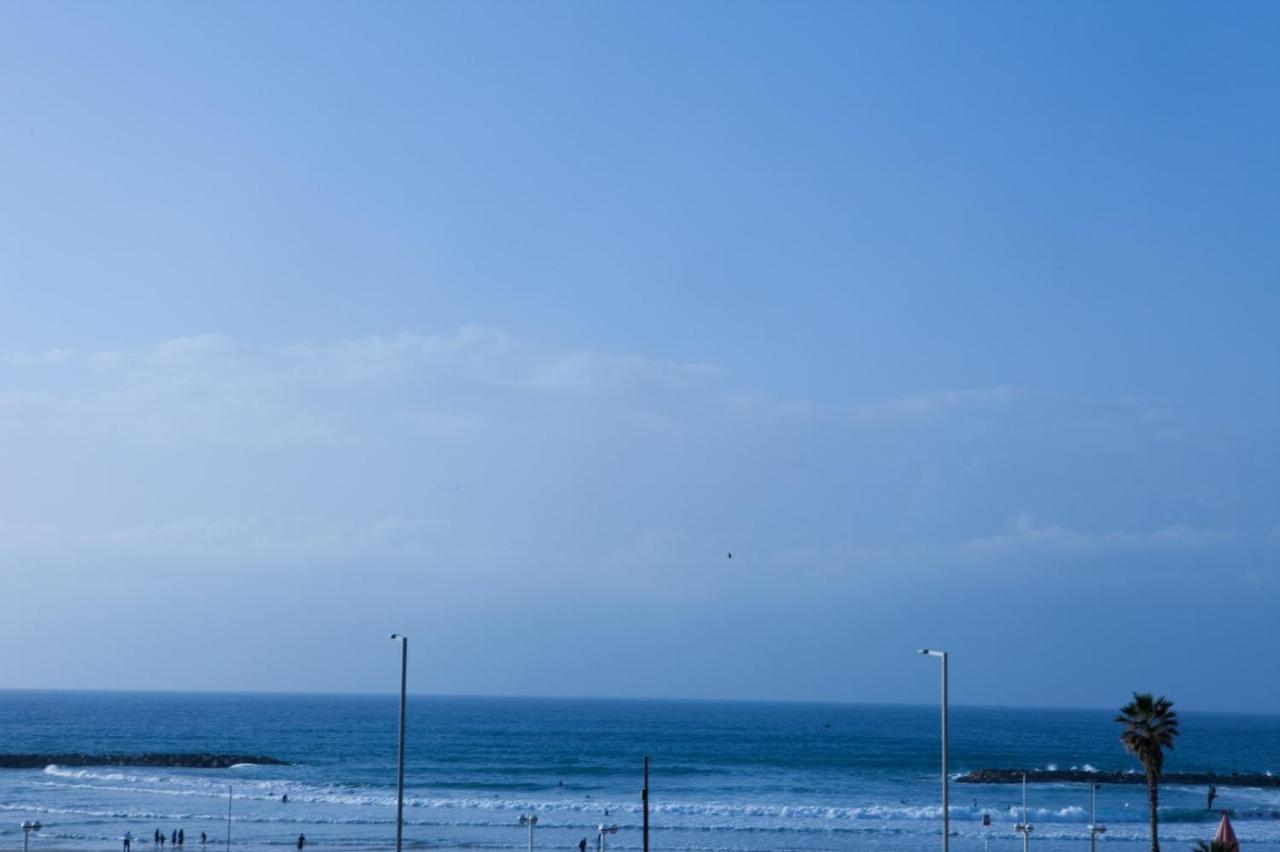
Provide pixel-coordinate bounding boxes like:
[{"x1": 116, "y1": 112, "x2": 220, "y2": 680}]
[
  {"x1": 296, "y1": 834, "x2": 305, "y2": 851},
  {"x1": 1207, "y1": 785, "x2": 1218, "y2": 810},
  {"x1": 154, "y1": 830, "x2": 162, "y2": 847},
  {"x1": 124, "y1": 831, "x2": 133, "y2": 852},
  {"x1": 200, "y1": 833, "x2": 206, "y2": 847},
  {"x1": 578, "y1": 838, "x2": 587, "y2": 852},
  {"x1": 178, "y1": 830, "x2": 184, "y2": 846},
  {"x1": 171, "y1": 830, "x2": 178, "y2": 846}
]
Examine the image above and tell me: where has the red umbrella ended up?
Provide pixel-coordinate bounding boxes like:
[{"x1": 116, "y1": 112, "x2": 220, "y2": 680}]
[{"x1": 1214, "y1": 811, "x2": 1240, "y2": 852}]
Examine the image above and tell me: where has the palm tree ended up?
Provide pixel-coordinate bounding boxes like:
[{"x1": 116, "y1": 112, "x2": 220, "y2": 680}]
[
  {"x1": 1117, "y1": 692, "x2": 1180, "y2": 852},
  {"x1": 1192, "y1": 842, "x2": 1232, "y2": 852}
]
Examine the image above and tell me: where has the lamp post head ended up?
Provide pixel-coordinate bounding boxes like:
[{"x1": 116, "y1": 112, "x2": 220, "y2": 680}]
[
  {"x1": 391, "y1": 633, "x2": 406, "y2": 640},
  {"x1": 918, "y1": 648, "x2": 946, "y2": 658}
]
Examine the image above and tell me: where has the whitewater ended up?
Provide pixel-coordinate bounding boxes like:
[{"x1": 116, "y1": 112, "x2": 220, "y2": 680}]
[{"x1": 3, "y1": 692, "x2": 1280, "y2": 851}]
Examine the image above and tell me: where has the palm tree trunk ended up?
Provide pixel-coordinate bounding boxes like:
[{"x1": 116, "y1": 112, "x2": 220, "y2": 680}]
[{"x1": 1148, "y1": 770, "x2": 1160, "y2": 852}]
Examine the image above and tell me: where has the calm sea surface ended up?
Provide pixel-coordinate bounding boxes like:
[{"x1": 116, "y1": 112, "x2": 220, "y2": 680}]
[{"x1": 1, "y1": 692, "x2": 1278, "y2": 851}]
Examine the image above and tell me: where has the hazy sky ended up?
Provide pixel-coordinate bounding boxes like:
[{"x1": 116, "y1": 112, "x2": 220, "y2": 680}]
[{"x1": 1, "y1": 2, "x2": 1277, "y2": 711}]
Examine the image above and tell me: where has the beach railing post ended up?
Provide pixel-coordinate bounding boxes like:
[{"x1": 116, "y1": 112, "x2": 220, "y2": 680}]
[
  {"x1": 225, "y1": 786, "x2": 232, "y2": 852},
  {"x1": 391, "y1": 634, "x2": 408, "y2": 852}
]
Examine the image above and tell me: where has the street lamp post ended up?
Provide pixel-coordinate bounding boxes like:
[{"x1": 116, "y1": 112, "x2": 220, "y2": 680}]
[
  {"x1": 518, "y1": 815, "x2": 538, "y2": 852},
  {"x1": 596, "y1": 824, "x2": 619, "y2": 852},
  {"x1": 1087, "y1": 783, "x2": 1106, "y2": 852},
  {"x1": 391, "y1": 634, "x2": 408, "y2": 852},
  {"x1": 21, "y1": 820, "x2": 42, "y2": 852},
  {"x1": 918, "y1": 649, "x2": 949, "y2": 852}
]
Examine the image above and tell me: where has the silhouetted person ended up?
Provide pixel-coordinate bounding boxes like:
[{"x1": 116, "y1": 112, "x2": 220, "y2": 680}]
[
  {"x1": 282, "y1": 793, "x2": 289, "y2": 804},
  {"x1": 171, "y1": 830, "x2": 177, "y2": 846},
  {"x1": 159, "y1": 832, "x2": 166, "y2": 848},
  {"x1": 578, "y1": 839, "x2": 587, "y2": 852},
  {"x1": 200, "y1": 833, "x2": 207, "y2": 847},
  {"x1": 154, "y1": 830, "x2": 162, "y2": 846},
  {"x1": 178, "y1": 830, "x2": 184, "y2": 846},
  {"x1": 296, "y1": 835, "x2": 305, "y2": 851},
  {"x1": 124, "y1": 831, "x2": 133, "y2": 852},
  {"x1": 1207, "y1": 785, "x2": 1218, "y2": 810}
]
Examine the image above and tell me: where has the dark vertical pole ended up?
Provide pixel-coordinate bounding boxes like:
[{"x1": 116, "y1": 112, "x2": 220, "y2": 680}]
[
  {"x1": 642, "y1": 756, "x2": 649, "y2": 852},
  {"x1": 393, "y1": 635, "x2": 408, "y2": 852},
  {"x1": 941, "y1": 652, "x2": 949, "y2": 852}
]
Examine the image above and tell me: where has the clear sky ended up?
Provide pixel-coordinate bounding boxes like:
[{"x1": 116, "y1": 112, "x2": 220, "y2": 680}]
[{"x1": 0, "y1": 2, "x2": 1277, "y2": 711}]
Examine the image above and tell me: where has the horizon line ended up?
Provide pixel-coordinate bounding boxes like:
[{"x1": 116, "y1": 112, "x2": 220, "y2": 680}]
[{"x1": 0, "y1": 686, "x2": 1271, "y2": 718}]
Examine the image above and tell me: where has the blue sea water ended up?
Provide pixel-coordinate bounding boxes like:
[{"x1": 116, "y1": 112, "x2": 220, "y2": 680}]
[{"x1": 1, "y1": 692, "x2": 1278, "y2": 851}]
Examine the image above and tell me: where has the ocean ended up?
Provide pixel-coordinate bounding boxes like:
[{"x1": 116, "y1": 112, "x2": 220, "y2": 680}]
[{"x1": 1, "y1": 691, "x2": 1278, "y2": 851}]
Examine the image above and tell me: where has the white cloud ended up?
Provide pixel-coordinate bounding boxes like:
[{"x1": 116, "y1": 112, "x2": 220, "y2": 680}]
[
  {"x1": 0, "y1": 328, "x2": 731, "y2": 448},
  {"x1": 0, "y1": 514, "x2": 447, "y2": 563},
  {"x1": 847, "y1": 385, "x2": 1026, "y2": 422},
  {"x1": 0, "y1": 328, "x2": 1265, "y2": 583},
  {"x1": 950, "y1": 515, "x2": 1229, "y2": 558}
]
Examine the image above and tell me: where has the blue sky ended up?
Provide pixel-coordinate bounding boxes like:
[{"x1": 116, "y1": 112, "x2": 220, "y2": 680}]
[{"x1": 0, "y1": 2, "x2": 1277, "y2": 711}]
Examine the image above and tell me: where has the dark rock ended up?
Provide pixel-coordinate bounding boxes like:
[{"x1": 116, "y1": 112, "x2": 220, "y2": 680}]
[
  {"x1": 0, "y1": 753, "x2": 287, "y2": 769},
  {"x1": 956, "y1": 768, "x2": 1280, "y2": 788}
]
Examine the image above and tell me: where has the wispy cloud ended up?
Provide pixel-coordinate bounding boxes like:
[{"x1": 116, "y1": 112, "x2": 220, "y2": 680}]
[
  {"x1": 948, "y1": 515, "x2": 1230, "y2": 558},
  {"x1": 0, "y1": 328, "x2": 731, "y2": 448},
  {"x1": 0, "y1": 328, "x2": 1266, "y2": 583}
]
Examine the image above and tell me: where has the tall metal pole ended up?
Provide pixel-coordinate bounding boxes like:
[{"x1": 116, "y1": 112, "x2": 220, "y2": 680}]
[
  {"x1": 1023, "y1": 775, "x2": 1030, "y2": 852},
  {"x1": 941, "y1": 651, "x2": 949, "y2": 852},
  {"x1": 919, "y1": 649, "x2": 949, "y2": 852},
  {"x1": 1088, "y1": 783, "x2": 1105, "y2": 852},
  {"x1": 1014, "y1": 773, "x2": 1033, "y2": 852},
  {"x1": 391, "y1": 634, "x2": 408, "y2": 852},
  {"x1": 642, "y1": 756, "x2": 650, "y2": 852},
  {"x1": 1090, "y1": 783, "x2": 1097, "y2": 852},
  {"x1": 226, "y1": 786, "x2": 232, "y2": 852}
]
